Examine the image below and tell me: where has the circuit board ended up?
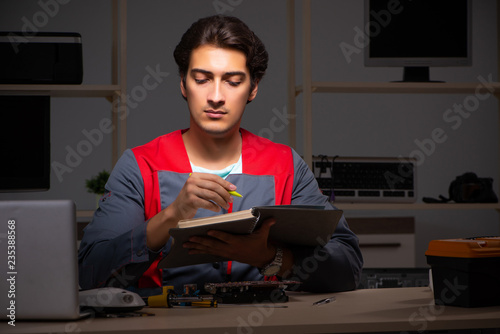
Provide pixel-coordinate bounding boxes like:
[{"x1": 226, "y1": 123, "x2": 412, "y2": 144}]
[{"x1": 204, "y1": 280, "x2": 301, "y2": 304}]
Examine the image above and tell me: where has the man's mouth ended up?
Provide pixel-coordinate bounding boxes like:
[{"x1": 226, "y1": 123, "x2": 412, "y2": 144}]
[{"x1": 205, "y1": 109, "x2": 227, "y2": 119}]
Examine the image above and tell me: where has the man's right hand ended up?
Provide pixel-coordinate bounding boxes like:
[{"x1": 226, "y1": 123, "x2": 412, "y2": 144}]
[
  {"x1": 170, "y1": 172, "x2": 237, "y2": 220},
  {"x1": 146, "y1": 172, "x2": 237, "y2": 251}
]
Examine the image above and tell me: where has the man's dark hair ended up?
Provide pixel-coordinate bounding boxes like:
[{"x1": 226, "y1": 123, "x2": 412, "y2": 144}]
[{"x1": 174, "y1": 15, "x2": 268, "y2": 92}]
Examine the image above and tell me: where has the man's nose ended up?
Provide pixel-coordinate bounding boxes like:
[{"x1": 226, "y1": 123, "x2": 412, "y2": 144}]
[{"x1": 208, "y1": 81, "x2": 225, "y2": 105}]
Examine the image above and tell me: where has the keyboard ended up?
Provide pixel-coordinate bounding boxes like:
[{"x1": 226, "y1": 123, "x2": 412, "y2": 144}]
[{"x1": 312, "y1": 156, "x2": 417, "y2": 203}]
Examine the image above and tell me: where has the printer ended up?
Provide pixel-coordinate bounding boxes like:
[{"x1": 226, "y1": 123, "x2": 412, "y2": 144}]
[{"x1": 0, "y1": 31, "x2": 83, "y2": 84}]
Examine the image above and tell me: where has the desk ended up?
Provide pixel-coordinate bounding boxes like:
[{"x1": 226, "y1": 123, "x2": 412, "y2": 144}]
[{"x1": 2, "y1": 287, "x2": 500, "y2": 334}]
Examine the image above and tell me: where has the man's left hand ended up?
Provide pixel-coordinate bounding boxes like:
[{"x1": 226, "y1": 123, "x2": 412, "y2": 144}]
[{"x1": 182, "y1": 218, "x2": 277, "y2": 268}]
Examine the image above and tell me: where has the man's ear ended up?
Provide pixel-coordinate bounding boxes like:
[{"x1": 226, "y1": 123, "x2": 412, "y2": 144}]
[
  {"x1": 247, "y1": 80, "x2": 259, "y2": 103},
  {"x1": 180, "y1": 76, "x2": 187, "y2": 98}
]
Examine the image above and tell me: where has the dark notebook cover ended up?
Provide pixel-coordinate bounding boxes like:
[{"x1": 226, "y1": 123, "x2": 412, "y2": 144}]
[{"x1": 157, "y1": 205, "x2": 343, "y2": 268}]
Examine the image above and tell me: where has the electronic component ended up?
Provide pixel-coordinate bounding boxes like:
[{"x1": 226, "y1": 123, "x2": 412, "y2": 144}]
[
  {"x1": 312, "y1": 156, "x2": 417, "y2": 203},
  {"x1": 204, "y1": 280, "x2": 301, "y2": 304},
  {"x1": 357, "y1": 268, "x2": 430, "y2": 289}
]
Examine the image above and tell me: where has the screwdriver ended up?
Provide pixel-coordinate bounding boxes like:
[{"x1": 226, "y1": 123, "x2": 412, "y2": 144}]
[{"x1": 146, "y1": 286, "x2": 217, "y2": 308}]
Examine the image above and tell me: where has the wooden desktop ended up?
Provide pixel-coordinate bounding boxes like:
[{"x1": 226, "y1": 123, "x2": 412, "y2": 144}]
[{"x1": 2, "y1": 287, "x2": 500, "y2": 334}]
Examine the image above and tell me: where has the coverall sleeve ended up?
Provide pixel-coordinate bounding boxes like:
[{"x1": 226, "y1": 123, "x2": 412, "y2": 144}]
[
  {"x1": 287, "y1": 150, "x2": 364, "y2": 292},
  {"x1": 78, "y1": 150, "x2": 160, "y2": 290}
]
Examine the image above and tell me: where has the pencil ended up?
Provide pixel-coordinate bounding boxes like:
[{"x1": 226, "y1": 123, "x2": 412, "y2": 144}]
[{"x1": 228, "y1": 190, "x2": 243, "y2": 198}]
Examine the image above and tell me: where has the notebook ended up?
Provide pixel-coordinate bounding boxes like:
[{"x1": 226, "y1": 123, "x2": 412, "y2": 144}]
[{"x1": 0, "y1": 199, "x2": 85, "y2": 320}]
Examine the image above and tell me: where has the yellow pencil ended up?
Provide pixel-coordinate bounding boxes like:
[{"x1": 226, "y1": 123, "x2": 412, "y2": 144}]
[{"x1": 228, "y1": 190, "x2": 243, "y2": 198}]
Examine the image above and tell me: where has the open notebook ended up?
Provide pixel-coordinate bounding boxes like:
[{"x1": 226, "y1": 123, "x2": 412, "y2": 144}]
[{"x1": 0, "y1": 200, "x2": 87, "y2": 320}]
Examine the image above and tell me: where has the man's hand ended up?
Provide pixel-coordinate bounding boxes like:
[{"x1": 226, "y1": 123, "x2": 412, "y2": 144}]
[
  {"x1": 170, "y1": 172, "x2": 237, "y2": 221},
  {"x1": 182, "y1": 218, "x2": 278, "y2": 268},
  {"x1": 146, "y1": 172, "x2": 237, "y2": 251}
]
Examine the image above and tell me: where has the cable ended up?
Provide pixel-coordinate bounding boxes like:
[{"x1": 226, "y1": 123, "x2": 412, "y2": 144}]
[{"x1": 329, "y1": 155, "x2": 339, "y2": 202}]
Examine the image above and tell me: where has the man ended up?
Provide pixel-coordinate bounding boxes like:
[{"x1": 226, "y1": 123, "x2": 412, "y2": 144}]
[{"x1": 78, "y1": 15, "x2": 363, "y2": 295}]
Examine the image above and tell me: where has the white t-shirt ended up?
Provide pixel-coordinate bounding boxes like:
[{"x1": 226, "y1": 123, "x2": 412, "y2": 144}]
[{"x1": 190, "y1": 155, "x2": 242, "y2": 179}]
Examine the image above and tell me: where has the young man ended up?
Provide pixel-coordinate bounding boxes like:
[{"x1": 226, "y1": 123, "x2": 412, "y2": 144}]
[{"x1": 78, "y1": 15, "x2": 363, "y2": 294}]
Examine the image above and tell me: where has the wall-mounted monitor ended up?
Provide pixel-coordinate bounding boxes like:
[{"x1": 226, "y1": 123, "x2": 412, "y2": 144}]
[
  {"x1": 364, "y1": 0, "x2": 472, "y2": 82},
  {"x1": 0, "y1": 95, "x2": 50, "y2": 192}
]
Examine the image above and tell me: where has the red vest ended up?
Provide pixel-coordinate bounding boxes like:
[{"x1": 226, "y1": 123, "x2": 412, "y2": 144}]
[{"x1": 132, "y1": 129, "x2": 295, "y2": 288}]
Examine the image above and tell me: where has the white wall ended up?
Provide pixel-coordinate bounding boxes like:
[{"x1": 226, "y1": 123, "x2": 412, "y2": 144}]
[{"x1": 0, "y1": 0, "x2": 498, "y2": 267}]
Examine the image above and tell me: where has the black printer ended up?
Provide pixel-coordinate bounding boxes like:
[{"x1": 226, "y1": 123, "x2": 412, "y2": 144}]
[{"x1": 0, "y1": 32, "x2": 83, "y2": 84}]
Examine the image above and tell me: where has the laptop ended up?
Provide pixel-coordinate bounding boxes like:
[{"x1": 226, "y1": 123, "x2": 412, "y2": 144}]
[{"x1": 0, "y1": 199, "x2": 85, "y2": 320}]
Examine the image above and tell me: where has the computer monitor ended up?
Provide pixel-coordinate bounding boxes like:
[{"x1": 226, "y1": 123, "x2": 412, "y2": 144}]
[
  {"x1": 364, "y1": 0, "x2": 472, "y2": 82},
  {"x1": 0, "y1": 95, "x2": 50, "y2": 191}
]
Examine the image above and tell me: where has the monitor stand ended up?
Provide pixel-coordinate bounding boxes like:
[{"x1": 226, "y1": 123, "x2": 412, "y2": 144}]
[{"x1": 397, "y1": 66, "x2": 444, "y2": 83}]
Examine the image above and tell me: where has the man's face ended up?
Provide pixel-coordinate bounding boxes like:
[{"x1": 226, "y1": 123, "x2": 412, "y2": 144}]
[{"x1": 181, "y1": 45, "x2": 258, "y2": 137}]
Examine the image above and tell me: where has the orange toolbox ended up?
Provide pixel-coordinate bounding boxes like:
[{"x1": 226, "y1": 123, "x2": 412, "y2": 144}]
[{"x1": 426, "y1": 236, "x2": 500, "y2": 307}]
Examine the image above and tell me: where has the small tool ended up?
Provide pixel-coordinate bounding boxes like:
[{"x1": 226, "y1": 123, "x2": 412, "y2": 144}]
[
  {"x1": 146, "y1": 286, "x2": 217, "y2": 308},
  {"x1": 312, "y1": 296, "x2": 336, "y2": 306}
]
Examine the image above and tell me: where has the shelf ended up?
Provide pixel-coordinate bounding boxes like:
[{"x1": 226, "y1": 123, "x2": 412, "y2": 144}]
[
  {"x1": 77, "y1": 210, "x2": 96, "y2": 219},
  {"x1": 0, "y1": 84, "x2": 121, "y2": 97},
  {"x1": 0, "y1": 1, "x2": 127, "y2": 165},
  {"x1": 335, "y1": 203, "x2": 500, "y2": 211},
  {"x1": 295, "y1": 81, "x2": 500, "y2": 95}
]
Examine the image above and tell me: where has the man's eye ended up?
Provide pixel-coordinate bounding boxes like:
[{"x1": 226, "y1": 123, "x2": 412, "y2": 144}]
[
  {"x1": 227, "y1": 81, "x2": 241, "y2": 87},
  {"x1": 195, "y1": 79, "x2": 208, "y2": 84}
]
